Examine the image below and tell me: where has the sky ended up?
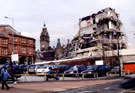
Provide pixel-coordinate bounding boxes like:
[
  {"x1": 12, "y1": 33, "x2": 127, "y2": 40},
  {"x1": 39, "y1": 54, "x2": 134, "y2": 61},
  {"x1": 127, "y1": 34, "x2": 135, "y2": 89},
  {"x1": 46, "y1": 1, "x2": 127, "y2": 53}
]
[{"x1": 0, "y1": 0, "x2": 135, "y2": 50}]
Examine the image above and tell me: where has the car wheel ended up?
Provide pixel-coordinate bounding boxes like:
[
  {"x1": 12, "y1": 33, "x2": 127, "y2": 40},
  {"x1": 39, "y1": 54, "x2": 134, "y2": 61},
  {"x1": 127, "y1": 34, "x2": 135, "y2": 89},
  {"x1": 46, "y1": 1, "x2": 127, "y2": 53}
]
[{"x1": 55, "y1": 76, "x2": 59, "y2": 80}]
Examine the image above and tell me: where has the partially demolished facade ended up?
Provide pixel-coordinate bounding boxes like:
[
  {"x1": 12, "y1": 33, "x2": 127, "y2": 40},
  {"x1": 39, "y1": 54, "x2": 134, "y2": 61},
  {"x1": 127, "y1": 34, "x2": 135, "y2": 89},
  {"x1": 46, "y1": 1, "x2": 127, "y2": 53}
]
[{"x1": 65, "y1": 7, "x2": 127, "y2": 60}]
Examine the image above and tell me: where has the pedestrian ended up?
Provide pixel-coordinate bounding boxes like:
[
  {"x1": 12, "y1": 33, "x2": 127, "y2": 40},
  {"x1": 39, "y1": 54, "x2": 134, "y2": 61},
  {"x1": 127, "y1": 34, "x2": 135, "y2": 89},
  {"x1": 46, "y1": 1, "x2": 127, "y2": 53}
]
[
  {"x1": 46, "y1": 67, "x2": 52, "y2": 81},
  {"x1": 8, "y1": 62, "x2": 17, "y2": 84},
  {"x1": 5, "y1": 60, "x2": 17, "y2": 84},
  {"x1": 73, "y1": 65, "x2": 79, "y2": 78},
  {"x1": 1, "y1": 66, "x2": 11, "y2": 90}
]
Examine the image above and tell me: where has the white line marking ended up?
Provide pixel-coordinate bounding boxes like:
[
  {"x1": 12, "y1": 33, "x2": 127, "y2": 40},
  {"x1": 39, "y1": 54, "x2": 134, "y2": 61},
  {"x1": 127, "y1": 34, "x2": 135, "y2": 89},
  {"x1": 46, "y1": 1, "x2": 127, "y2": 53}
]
[
  {"x1": 104, "y1": 87, "x2": 110, "y2": 90},
  {"x1": 121, "y1": 87, "x2": 135, "y2": 93},
  {"x1": 80, "y1": 91, "x2": 93, "y2": 93}
]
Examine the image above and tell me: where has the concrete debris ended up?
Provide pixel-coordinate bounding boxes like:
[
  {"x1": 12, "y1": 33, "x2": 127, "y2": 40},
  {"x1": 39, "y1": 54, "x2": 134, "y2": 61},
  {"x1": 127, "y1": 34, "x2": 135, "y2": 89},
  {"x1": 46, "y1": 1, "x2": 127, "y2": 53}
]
[{"x1": 63, "y1": 7, "x2": 127, "y2": 60}]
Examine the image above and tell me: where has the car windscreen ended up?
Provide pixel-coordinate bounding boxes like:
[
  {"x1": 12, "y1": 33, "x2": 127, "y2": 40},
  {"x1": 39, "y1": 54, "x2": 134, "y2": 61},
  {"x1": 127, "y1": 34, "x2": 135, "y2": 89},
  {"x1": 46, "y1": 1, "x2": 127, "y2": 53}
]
[
  {"x1": 112, "y1": 66, "x2": 119, "y2": 70},
  {"x1": 87, "y1": 66, "x2": 98, "y2": 70},
  {"x1": 69, "y1": 67, "x2": 74, "y2": 70},
  {"x1": 39, "y1": 66, "x2": 47, "y2": 69},
  {"x1": 36, "y1": 65, "x2": 42, "y2": 69},
  {"x1": 29, "y1": 66, "x2": 36, "y2": 69}
]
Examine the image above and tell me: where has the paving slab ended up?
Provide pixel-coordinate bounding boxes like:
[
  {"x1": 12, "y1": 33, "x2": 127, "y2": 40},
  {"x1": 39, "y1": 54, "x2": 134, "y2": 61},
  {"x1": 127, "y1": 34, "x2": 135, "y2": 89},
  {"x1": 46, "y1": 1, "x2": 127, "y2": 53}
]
[{"x1": 0, "y1": 78, "x2": 121, "y2": 93}]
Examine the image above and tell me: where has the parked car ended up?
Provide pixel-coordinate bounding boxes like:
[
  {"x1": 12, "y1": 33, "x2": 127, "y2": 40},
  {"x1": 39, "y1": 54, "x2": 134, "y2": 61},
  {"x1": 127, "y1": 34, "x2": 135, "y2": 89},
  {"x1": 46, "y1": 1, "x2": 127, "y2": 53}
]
[
  {"x1": 64, "y1": 65, "x2": 87, "y2": 74},
  {"x1": 59, "y1": 65, "x2": 73, "y2": 73},
  {"x1": 110, "y1": 66, "x2": 120, "y2": 74},
  {"x1": 36, "y1": 65, "x2": 50, "y2": 75},
  {"x1": 82, "y1": 65, "x2": 110, "y2": 77},
  {"x1": 18, "y1": 64, "x2": 29, "y2": 73},
  {"x1": 28, "y1": 65, "x2": 42, "y2": 74}
]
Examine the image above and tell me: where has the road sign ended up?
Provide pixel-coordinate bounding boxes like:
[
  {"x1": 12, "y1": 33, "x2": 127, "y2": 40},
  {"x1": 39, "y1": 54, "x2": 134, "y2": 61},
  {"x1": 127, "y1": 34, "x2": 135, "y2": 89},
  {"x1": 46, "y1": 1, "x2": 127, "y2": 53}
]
[
  {"x1": 11, "y1": 54, "x2": 18, "y2": 62},
  {"x1": 95, "y1": 60, "x2": 103, "y2": 65}
]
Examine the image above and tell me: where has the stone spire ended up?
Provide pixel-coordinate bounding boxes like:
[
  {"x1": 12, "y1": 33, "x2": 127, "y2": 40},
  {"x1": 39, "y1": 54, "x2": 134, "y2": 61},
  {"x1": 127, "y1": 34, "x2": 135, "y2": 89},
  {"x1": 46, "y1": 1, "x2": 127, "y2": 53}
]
[
  {"x1": 56, "y1": 38, "x2": 62, "y2": 49},
  {"x1": 55, "y1": 38, "x2": 63, "y2": 60}
]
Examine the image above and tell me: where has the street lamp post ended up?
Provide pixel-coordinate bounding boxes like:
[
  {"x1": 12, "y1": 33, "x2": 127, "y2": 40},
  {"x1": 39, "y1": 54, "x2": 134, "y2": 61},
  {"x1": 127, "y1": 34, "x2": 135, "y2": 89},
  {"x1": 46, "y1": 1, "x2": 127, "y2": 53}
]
[
  {"x1": 5, "y1": 16, "x2": 14, "y2": 55},
  {"x1": 116, "y1": 33, "x2": 121, "y2": 77}
]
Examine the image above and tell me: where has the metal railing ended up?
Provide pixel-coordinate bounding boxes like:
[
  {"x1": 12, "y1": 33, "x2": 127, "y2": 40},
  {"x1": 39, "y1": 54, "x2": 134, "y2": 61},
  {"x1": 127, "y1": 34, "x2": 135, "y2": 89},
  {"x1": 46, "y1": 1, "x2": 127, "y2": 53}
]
[{"x1": 0, "y1": 69, "x2": 132, "y2": 82}]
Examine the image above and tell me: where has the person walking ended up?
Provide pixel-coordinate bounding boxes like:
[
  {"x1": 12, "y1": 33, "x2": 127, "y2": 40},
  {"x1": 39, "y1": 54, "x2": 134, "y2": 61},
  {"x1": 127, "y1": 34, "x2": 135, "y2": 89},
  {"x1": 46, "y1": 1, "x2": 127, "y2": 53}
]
[
  {"x1": 73, "y1": 65, "x2": 79, "y2": 78},
  {"x1": 8, "y1": 62, "x2": 17, "y2": 84},
  {"x1": 1, "y1": 66, "x2": 11, "y2": 90},
  {"x1": 5, "y1": 60, "x2": 17, "y2": 84}
]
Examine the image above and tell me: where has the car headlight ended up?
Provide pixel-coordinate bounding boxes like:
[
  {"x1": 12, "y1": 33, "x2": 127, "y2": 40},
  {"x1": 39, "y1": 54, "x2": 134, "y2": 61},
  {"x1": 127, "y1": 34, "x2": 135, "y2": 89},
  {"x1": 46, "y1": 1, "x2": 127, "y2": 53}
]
[{"x1": 69, "y1": 72, "x2": 73, "y2": 74}]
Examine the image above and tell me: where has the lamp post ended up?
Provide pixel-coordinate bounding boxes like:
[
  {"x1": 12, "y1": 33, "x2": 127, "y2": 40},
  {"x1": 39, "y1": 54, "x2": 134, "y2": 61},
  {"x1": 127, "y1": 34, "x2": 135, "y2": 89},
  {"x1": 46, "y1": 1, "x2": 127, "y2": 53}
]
[
  {"x1": 116, "y1": 33, "x2": 121, "y2": 77},
  {"x1": 5, "y1": 16, "x2": 14, "y2": 55}
]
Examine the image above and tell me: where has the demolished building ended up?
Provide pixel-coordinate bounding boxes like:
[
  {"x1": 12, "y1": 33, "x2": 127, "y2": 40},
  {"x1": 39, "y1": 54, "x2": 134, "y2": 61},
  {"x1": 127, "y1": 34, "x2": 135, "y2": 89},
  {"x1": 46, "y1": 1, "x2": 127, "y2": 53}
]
[{"x1": 64, "y1": 7, "x2": 127, "y2": 66}]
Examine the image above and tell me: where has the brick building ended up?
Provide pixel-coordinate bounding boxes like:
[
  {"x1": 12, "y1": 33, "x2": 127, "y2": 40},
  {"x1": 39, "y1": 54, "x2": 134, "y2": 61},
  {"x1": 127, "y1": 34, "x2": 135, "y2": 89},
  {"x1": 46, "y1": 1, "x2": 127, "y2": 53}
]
[{"x1": 0, "y1": 25, "x2": 35, "y2": 64}]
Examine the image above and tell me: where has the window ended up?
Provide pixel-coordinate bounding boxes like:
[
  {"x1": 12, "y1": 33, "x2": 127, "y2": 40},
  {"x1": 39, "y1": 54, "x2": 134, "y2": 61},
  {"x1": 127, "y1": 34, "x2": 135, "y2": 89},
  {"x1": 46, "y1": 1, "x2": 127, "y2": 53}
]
[
  {"x1": 29, "y1": 48, "x2": 32, "y2": 54},
  {"x1": 21, "y1": 39, "x2": 26, "y2": 43},
  {"x1": 1, "y1": 48, "x2": 7, "y2": 55},
  {"x1": 14, "y1": 37, "x2": 17, "y2": 42},
  {"x1": 29, "y1": 40, "x2": 32, "y2": 44},
  {"x1": 21, "y1": 47, "x2": 26, "y2": 54},
  {"x1": 14, "y1": 46, "x2": 17, "y2": 53},
  {"x1": 2, "y1": 39, "x2": 7, "y2": 44}
]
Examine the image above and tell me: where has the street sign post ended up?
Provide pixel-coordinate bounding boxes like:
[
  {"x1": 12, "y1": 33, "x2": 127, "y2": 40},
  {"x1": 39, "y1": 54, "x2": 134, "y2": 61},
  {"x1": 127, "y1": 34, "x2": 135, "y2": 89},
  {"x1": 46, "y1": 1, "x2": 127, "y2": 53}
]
[{"x1": 11, "y1": 54, "x2": 18, "y2": 62}]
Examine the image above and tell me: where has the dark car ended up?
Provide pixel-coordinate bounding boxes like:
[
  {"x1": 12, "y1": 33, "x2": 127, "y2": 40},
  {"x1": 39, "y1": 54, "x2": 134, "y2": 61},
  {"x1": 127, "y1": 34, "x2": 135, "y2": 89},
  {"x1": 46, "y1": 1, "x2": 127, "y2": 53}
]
[
  {"x1": 18, "y1": 65, "x2": 29, "y2": 73},
  {"x1": 82, "y1": 65, "x2": 110, "y2": 77},
  {"x1": 64, "y1": 65, "x2": 87, "y2": 74},
  {"x1": 59, "y1": 65, "x2": 73, "y2": 73},
  {"x1": 121, "y1": 78, "x2": 135, "y2": 89},
  {"x1": 110, "y1": 66, "x2": 120, "y2": 74}
]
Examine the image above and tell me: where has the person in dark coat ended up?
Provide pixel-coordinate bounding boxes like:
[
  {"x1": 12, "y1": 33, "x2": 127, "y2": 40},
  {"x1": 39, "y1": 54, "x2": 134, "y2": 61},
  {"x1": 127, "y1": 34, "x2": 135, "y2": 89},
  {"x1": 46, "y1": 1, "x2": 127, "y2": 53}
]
[
  {"x1": 1, "y1": 66, "x2": 11, "y2": 90},
  {"x1": 5, "y1": 60, "x2": 17, "y2": 84}
]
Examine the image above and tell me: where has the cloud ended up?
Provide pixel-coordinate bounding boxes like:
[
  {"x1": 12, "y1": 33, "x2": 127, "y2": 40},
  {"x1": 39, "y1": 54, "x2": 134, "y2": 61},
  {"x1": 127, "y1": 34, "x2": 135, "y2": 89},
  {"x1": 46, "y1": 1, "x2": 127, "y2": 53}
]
[{"x1": 0, "y1": 0, "x2": 135, "y2": 50}]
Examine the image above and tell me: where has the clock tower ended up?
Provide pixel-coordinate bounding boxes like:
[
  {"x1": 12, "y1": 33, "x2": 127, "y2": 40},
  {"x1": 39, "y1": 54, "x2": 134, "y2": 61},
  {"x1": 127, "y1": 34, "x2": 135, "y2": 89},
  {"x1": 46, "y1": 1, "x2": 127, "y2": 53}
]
[{"x1": 40, "y1": 23, "x2": 50, "y2": 51}]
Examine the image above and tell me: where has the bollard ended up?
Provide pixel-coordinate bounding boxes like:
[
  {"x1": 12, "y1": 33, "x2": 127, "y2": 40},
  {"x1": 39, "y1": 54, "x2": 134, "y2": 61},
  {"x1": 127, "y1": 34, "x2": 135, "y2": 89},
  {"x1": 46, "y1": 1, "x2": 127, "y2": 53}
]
[
  {"x1": 94, "y1": 73, "x2": 97, "y2": 78},
  {"x1": 115, "y1": 71, "x2": 117, "y2": 76},
  {"x1": 62, "y1": 74, "x2": 64, "y2": 81},
  {"x1": 82, "y1": 73, "x2": 84, "y2": 80},
  {"x1": 106, "y1": 72, "x2": 109, "y2": 77},
  {"x1": 24, "y1": 73, "x2": 27, "y2": 82},
  {"x1": 96, "y1": 73, "x2": 98, "y2": 78},
  {"x1": 44, "y1": 73, "x2": 47, "y2": 81},
  {"x1": 127, "y1": 70, "x2": 130, "y2": 75}
]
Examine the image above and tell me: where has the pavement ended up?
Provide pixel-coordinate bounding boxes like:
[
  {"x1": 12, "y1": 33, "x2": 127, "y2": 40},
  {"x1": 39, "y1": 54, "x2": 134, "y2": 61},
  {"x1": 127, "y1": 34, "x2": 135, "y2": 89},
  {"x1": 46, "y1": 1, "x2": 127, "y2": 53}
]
[{"x1": 0, "y1": 77, "x2": 122, "y2": 93}]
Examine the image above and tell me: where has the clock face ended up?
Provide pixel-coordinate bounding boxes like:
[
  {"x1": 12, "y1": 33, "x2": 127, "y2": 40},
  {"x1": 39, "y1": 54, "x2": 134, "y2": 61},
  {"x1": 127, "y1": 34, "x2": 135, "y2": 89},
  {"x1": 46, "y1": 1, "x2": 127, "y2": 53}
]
[{"x1": 42, "y1": 45, "x2": 45, "y2": 48}]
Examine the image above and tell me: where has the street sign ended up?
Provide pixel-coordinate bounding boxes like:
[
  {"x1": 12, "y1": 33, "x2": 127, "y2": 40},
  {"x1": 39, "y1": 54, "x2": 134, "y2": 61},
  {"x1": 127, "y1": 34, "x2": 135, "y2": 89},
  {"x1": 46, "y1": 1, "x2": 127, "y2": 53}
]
[
  {"x1": 95, "y1": 60, "x2": 103, "y2": 65},
  {"x1": 11, "y1": 54, "x2": 18, "y2": 62}
]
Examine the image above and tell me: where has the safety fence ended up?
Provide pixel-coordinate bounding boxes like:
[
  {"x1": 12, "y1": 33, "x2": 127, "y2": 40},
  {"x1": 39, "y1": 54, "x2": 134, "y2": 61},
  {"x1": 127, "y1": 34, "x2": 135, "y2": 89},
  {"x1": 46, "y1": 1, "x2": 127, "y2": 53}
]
[{"x1": 12, "y1": 69, "x2": 130, "y2": 82}]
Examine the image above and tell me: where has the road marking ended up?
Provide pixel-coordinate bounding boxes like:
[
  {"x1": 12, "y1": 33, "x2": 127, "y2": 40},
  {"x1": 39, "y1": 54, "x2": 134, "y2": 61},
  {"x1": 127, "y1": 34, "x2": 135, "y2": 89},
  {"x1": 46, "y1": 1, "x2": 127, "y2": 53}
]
[
  {"x1": 121, "y1": 87, "x2": 135, "y2": 93},
  {"x1": 80, "y1": 91, "x2": 93, "y2": 93},
  {"x1": 104, "y1": 87, "x2": 110, "y2": 90}
]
